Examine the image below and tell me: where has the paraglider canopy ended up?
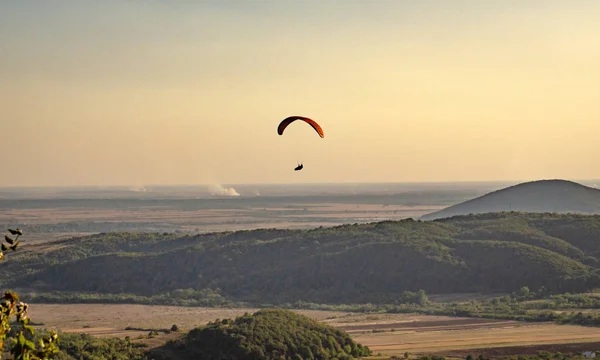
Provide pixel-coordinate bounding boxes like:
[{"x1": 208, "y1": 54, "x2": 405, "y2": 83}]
[
  {"x1": 277, "y1": 116, "x2": 324, "y2": 138},
  {"x1": 294, "y1": 163, "x2": 304, "y2": 171}
]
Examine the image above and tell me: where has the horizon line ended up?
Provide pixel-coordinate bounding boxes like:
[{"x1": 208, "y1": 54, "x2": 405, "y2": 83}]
[{"x1": 1, "y1": 178, "x2": 599, "y2": 190}]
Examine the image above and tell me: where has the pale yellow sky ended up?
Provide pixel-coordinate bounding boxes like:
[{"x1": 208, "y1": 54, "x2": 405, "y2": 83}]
[{"x1": 1, "y1": 1, "x2": 599, "y2": 187}]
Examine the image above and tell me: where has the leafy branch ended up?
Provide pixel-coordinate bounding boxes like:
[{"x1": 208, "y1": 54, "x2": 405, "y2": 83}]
[
  {"x1": 0, "y1": 229, "x2": 59, "y2": 359},
  {"x1": 1, "y1": 228, "x2": 23, "y2": 260}
]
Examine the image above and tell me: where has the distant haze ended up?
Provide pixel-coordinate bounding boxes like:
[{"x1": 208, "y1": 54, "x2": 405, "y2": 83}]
[{"x1": 2, "y1": 1, "x2": 600, "y2": 186}]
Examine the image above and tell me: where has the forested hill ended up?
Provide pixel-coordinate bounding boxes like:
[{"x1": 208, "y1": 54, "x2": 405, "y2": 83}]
[
  {"x1": 2, "y1": 212, "x2": 600, "y2": 305},
  {"x1": 148, "y1": 308, "x2": 372, "y2": 360},
  {"x1": 421, "y1": 180, "x2": 600, "y2": 220}
]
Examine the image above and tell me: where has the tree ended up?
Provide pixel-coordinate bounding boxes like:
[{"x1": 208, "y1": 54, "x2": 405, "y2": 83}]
[
  {"x1": 0, "y1": 229, "x2": 60, "y2": 359},
  {"x1": 519, "y1": 286, "x2": 531, "y2": 298},
  {"x1": 417, "y1": 289, "x2": 430, "y2": 306}
]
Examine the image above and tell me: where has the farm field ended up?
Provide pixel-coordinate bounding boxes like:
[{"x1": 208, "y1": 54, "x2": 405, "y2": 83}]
[{"x1": 27, "y1": 304, "x2": 600, "y2": 358}]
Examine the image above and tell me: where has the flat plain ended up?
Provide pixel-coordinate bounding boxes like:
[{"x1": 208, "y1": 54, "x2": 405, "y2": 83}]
[
  {"x1": 0, "y1": 182, "x2": 495, "y2": 242},
  {"x1": 0, "y1": 203, "x2": 444, "y2": 242}
]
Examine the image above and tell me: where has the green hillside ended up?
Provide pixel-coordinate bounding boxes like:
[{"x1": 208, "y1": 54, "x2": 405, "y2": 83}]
[
  {"x1": 1, "y1": 212, "x2": 600, "y2": 305},
  {"x1": 148, "y1": 308, "x2": 371, "y2": 360}
]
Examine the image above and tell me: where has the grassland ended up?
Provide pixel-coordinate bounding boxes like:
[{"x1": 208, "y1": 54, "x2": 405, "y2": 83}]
[{"x1": 26, "y1": 304, "x2": 600, "y2": 359}]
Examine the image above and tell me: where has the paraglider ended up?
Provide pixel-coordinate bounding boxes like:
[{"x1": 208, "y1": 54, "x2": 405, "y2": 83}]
[{"x1": 277, "y1": 116, "x2": 324, "y2": 171}]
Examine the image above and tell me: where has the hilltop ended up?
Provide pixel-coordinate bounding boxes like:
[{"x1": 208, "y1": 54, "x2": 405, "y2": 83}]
[
  {"x1": 2, "y1": 212, "x2": 600, "y2": 306},
  {"x1": 420, "y1": 179, "x2": 600, "y2": 221}
]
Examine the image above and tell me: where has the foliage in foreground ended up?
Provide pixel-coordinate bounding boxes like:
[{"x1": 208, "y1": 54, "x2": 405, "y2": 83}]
[
  {"x1": 149, "y1": 308, "x2": 372, "y2": 360},
  {"x1": 3, "y1": 330, "x2": 149, "y2": 360},
  {"x1": 0, "y1": 229, "x2": 59, "y2": 359}
]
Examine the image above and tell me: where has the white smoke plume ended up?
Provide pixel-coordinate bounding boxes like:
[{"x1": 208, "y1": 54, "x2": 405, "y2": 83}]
[
  {"x1": 208, "y1": 184, "x2": 240, "y2": 197},
  {"x1": 129, "y1": 185, "x2": 147, "y2": 192}
]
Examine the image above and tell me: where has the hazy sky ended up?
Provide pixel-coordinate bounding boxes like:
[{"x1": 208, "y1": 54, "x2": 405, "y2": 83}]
[{"x1": 2, "y1": 0, "x2": 599, "y2": 186}]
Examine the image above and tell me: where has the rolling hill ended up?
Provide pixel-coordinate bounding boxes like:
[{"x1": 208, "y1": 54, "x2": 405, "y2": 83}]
[
  {"x1": 420, "y1": 180, "x2": 600, "y2": 221},
  {"x1": 2, "y1": 212, "x2": 600, "y2": 306}
]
